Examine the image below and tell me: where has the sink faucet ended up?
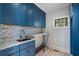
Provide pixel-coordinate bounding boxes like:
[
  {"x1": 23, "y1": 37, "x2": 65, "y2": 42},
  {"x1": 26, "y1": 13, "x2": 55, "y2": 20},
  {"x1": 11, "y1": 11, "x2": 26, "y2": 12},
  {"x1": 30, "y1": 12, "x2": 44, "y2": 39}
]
[{"x1": 20, "y1": 29, "x2": 25, "y2": 39}]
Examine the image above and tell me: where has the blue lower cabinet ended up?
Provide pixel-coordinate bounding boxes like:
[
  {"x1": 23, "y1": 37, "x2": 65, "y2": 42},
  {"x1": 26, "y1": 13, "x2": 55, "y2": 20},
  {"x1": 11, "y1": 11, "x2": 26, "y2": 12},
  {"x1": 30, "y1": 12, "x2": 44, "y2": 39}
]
[
  {"x1": 20, "y1": 45, "x2": 35, "y2": 56},
  {"x1": 19, "y1": 40, "x2": 35, "y2": 56},
  {"x1": 7, "y1": 46, "x2": 19, "y2": 56},
  {"x1": 20, "y1": 49, "x2": 28, "y2": 56},
  {"x1": 27, "y1": 45, "x2": 35, "y2": 56},
  {"x1": 0, "y1": 45, "x2": 19, "y2": 56},
  {"x1": 0, "y1": 49, "x2": 7, "y2": 56},
  {"x1": 0, "y1": 40, "x2": 35, "y2": 56},
  {"x1": 20, "y1": 40, "x2": 35, "y2": 50},
  {"x1": 9, "y1": 52, "x2": 19, "y2": 56}
]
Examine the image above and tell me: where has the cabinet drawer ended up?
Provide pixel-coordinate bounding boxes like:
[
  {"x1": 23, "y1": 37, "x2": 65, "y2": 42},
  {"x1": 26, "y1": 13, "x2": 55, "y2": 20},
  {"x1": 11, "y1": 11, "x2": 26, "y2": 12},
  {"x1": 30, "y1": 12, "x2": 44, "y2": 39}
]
[
  {"x1": 0, "y1": 45, "x2": 19, "y2": 56},
  {"x1": 20, "y1": 40, "x2": 35, "y2": 50}
]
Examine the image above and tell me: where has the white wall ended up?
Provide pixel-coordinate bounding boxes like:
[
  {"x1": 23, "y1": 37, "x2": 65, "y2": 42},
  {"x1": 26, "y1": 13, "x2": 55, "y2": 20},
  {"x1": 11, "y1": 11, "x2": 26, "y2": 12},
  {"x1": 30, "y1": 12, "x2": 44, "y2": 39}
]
[{"x1": 46, "y1": 6, "x2": 70, "y2": 53}]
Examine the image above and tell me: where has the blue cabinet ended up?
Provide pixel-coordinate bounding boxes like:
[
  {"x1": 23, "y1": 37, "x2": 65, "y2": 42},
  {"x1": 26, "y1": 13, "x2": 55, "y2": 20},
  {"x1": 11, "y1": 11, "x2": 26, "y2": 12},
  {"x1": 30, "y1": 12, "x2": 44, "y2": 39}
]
[
  {"x1": 38, "y1": 10, "x2": 46, "y2": 28},
  {"x1": 20, "y1": 48, "x2": 28, "y2": 56},
  {"x1": 0, "y1": 3, "x2": 46, "y2": 28},
  {"x1": 10, "y1": 52, "x2": 19, "y2": 56},
  {"x1": 20, "y1": 49, "x2": 28, "y2": 56},
  {"x1": 26, "y1": 4, "x2": 35, "y2": 26},
  {"x1": 0, "y1": 40, "x2": 35, "y2": 56},
  {"x1": 19, "y1": 40, "x2": 35, "y2": 56},
  {"x1": 33, "y1": 4, "x2": 46, "y2": 28},
  {"x1": 1, "y1": 3, "x2": 16, "y2": 25},
  {"x1": 70, "y1": 3, "x2": 79, "y2": 56},
  {"x1": 14, "y1": 3, "x2": 28, "y2": 26},
  {"x1": 20, "y1": 44, "x2": 35, "y2": 56},
  {"x1": 42, "y1": 12, "x2": 46, "y2": 28},
  {"x1": 27, "y1": 45, "x2": 35, "y2": 56},
  {"x1": 0, "y1": 45, "x2": 19, "y2": 56}
]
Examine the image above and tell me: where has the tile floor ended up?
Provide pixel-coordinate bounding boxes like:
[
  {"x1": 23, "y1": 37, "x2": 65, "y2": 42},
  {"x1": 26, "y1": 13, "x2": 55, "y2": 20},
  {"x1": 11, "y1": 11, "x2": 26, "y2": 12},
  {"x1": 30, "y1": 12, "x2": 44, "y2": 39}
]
[{"x1": 36, "y1": 47, "x2": 70, "y2": 56}]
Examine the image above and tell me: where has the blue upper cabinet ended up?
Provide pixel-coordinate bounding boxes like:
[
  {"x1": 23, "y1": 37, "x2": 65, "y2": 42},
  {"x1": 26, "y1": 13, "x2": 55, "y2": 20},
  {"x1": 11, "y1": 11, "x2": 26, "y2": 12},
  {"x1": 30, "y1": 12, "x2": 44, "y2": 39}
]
[
  {"x1": 33, "y1": 4, "x2": 46, "y2": 28},
  {"x1": 13, "y1": 3, "x2": 22, "y2": 26},
  {"x1": 33, "y1": 4, "x2": 40, "y2": 28},
  {"x1": 38, "y1": 9, "x2": 46, "y2": 28},
  {"x1": 70, "y1": 3, "x2": 79, "y2": 56},
  {"x1": 42, "y1": 11, "x2": 46, "y2": 28},
  {"x1": 27, "y1": 4, "x2": 35, "y2": 26},
  {"x1": 0, "y1": 3, "x2": 46, "y2": 28},
  {"x1": 13, "y1": 3, "x2": 28, "y2": 26},
  {"x1": 1, "y1": 3, "x2": 16, "y2": 25}
]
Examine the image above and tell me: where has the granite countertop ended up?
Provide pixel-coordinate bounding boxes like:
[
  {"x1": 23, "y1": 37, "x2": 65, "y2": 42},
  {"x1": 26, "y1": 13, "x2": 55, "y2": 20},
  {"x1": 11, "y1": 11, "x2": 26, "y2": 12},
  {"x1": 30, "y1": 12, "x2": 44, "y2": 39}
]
[{"x1": 0, "y1": 39, "x2": 35, "y2": 50}]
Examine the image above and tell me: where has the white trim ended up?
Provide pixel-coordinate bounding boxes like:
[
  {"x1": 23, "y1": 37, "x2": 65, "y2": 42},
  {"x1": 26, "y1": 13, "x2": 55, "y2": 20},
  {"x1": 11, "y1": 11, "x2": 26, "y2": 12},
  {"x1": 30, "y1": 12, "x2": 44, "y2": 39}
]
[{"x1": 48, "y1": 45, "x2": 70, "y2": 54}]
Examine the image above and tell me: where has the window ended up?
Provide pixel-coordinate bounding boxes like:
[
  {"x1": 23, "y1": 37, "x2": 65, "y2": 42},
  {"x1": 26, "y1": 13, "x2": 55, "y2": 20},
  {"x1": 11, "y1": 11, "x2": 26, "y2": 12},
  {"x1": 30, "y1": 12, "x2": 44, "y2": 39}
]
[{"x1": 55, "y1": 17, "x2": 68, "y2": 27}]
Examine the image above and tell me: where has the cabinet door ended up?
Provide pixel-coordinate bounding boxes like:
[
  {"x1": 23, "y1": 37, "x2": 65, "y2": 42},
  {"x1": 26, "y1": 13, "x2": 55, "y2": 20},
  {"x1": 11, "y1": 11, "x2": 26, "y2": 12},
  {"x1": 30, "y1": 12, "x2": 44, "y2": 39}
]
[
  {"x1": 1, "y1": 3, "x2": 15, "y2": 25},
  {"x1": 33, "y1": 5, "x2": 39, "y2": 27},
  {"x1": 9, "y1": 52, "x2": 19, "y2": 56},
  {"x1": 13, "y1": 3, "x2": 28, "y2": 26},
  {"x1": 27, "y1": 4, "x2": 35, "y2": 26},
  {"x1": 27, "y1": 45, "x2": 35, "y2": 56},
  {"x1": 0, "y1": 45, "x2": 19, "y2": 56},
  {"x1": 39, "y1": 10, "x2": 46, "y2": 28},
  {"x1": 71, "y1": 3, "x2": 79, "y2": 56},
  {"x1": 42, "y1": 12, "x2": 46, "y2": 28},
  {"x1": 20, "y1": 49, "x2": 28, "y2": 56},
  {"x1": 20, "y1": 40, "x2": 35, "y2": 56},
  {"x1": 37, "y1": 9, "x2": 44, "y2": 28}
]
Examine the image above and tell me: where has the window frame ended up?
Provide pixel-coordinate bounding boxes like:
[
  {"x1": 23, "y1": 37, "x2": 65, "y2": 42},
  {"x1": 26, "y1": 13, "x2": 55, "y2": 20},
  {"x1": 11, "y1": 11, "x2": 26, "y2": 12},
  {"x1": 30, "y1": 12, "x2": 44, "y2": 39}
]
[{"x1": 53, "y1": 16, "x2": 69, "y2": 28}]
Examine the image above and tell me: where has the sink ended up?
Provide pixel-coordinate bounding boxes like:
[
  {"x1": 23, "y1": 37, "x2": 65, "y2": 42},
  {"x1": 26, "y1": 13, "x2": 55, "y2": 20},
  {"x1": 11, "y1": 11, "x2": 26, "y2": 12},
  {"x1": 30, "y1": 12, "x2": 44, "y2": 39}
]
[
  {"x1": 16, "y1": 38, "x2": 31, "y2": 42},
  {"x1": 16, "y1": 36, "x2": 34, "y2": 42}
]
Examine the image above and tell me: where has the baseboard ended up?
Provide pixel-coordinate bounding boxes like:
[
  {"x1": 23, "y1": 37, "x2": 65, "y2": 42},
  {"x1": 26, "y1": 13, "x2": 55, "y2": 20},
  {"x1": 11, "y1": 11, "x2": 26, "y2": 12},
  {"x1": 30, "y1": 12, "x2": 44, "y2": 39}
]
[
  {"x1": 47, "y1": 45, "x2": 70, "y2": 54},
  {"x1": 35, "y1": 45, "x2": 43, "y2": 54}
]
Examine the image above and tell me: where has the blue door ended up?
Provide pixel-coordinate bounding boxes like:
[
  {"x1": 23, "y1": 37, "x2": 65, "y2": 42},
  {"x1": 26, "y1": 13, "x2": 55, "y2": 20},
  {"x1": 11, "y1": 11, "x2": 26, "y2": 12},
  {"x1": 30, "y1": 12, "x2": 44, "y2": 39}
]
[
  {"x1": 9, "y1": 52, "x2": 19, "y2": 56},
  {"x1": 39, "y1": 10, "x2": 46, "y2": 28},
  {"x1": 0, "y1": 45, "x2": 19, "y2": 56},
  {"x1": 42, "y1": 11, "x2": 46, "y2": 28},
  {"x1": 1, "y1": 3, "x2": 15, "y2": 25},
  {"x1": 70, "y1": 3, "x2": 79, "y2": 56},
  {"x1": 38, "y1": 9, "x2": 44, "y2": 28},
  {"x1": 33, "y1": 5, "x2": 46, "y2": 28},
  {"x1": 20, "y1": 49, "x2": 28, "y2": 56},
  {"x1": 27, "y1": 4, "x2": 35, "y2": 26},
  {"x1": 13, "y1": 3, "x2": 28, "y2": 26},
  {"x1": 33, "y1": 4, "x2": 40, "y2": 28},
  {"x1": 27, "y1": 45, "x2": 35, "y2": 56}
]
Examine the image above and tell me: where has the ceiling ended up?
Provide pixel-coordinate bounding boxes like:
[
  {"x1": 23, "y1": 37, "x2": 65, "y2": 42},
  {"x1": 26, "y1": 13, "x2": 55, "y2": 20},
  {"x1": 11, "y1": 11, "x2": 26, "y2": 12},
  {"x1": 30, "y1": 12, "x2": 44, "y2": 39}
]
[{"x1": 35, "y1": 3, "x2": 70, "y2": 13}]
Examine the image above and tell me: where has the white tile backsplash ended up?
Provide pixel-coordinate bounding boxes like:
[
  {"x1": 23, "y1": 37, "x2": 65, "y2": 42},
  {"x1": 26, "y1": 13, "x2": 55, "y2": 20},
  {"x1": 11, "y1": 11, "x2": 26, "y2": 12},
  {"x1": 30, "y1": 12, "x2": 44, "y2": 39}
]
[{"x1": 0, "y1": 24, "x2": 42, "y2": 42}]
